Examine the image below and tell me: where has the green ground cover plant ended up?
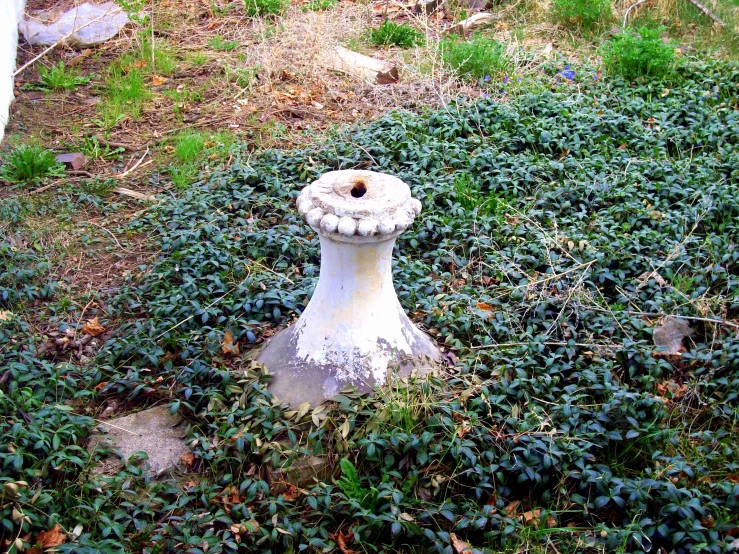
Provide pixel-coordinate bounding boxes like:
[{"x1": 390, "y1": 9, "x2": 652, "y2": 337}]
[
  {"x1": 602, "y1": 26, "x2": 675, "y2": 81},
  {"x1": 1, "y1": 58, "x2": 739, "y2": 553},
  {"x1": 369, "y1": 20, "x2": 424, "y2": 48},
  {"x1": 440, "y1": 34, "x2": 509, "y2": 80},
  {"x1": 551, "y1": 0, "x2": 611, "y2": 31}
]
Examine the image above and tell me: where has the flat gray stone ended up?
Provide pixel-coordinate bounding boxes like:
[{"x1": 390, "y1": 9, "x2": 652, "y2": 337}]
[{"x1": 88, "y1": 405, "x2": 190, "y2": 477}]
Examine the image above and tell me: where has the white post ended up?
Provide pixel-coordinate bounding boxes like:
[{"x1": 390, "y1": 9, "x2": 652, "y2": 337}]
[
  {"x1": 0, "y1": 0, "x2": 25, "y2": 143},
  {"x1": 257, "y1": 170, "x2": 440, "y2": 406}
]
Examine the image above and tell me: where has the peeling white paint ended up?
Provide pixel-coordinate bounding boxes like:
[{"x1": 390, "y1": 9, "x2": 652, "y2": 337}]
[{"x1": 293, "y1": 236, "x2": 417, "y2": 388}]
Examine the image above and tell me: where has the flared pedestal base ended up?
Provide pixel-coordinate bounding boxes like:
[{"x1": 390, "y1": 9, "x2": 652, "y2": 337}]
[{"x1": 257, "y1": 318, "x2": 440, "y2": 407}]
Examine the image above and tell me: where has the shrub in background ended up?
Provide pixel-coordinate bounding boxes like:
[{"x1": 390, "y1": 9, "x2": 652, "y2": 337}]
[
  {"x1": 439, "y1": 34, "x2": 509, "y2": 80},
  {"x1": 551, "y1": 0, "x2": 612, "y2": 31},
  {"x1": 602, "y1": 26, "x2": 675, "y2": 80},
  {"x1": 369, "y1": 20, "x2": 425, "y2": 48}
]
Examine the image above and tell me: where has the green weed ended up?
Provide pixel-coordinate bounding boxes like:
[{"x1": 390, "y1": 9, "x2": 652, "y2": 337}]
[
  {"x1": 37, "y1": 62, "x2": 91, "y2": 91},
  {"x1": 551, "y1": 0, "x2": 611, "y2": 31},
  {"x1": 439, "y1": 34, "x2": 509, "y2": 80},
  {"x1": 244, "y1": 0, "x2": 287, "y2": 17},
  {"x1": 208, "y1": 35, "x2": 240, "y2": 51},
  {"x1": 79, "y1": 136, "x2": 125, "y2": 161},
  {"x1": 224, "y1": 65, "x2": 260, "y2": 90},
  {"x1": 99, "y1": 63, "x2": 152, "y2": 124},
  {"x1": 302, "y1": 0, "x2": 336, "y2": 11},
  {"x1": 78, "y1": 178, "x2": 116, "y2": 197},
  {"x1": 369, "y1": 20, "x2": 425, "y2": 48},
  {"x1": 187, "y1": 51, "x2": 209, "y2": 66},
  {"x1": 0, "y1": 145, "x2": 63, "y2": 183},
  {"x1": 174, "y1": 133, "x2": 207, "y2": 163},
  {"x1": 167, "y1": 132, "x2": 235, "y2": 189},
  {"x1": 337, "y1": 459, "x2": 380, "y2": 510},
  {"x1": 602, "y1": 26, "x2": 675, "y2": 81},
  {"x1": 133, "y1": 36, "x2": 178, "y2": 76},
  {"x1": 118, "y1": 0, "x2": 149, "y2": 23},
  {"x1": 452, "y1": 172, "x2": 503, "y2": 216}
]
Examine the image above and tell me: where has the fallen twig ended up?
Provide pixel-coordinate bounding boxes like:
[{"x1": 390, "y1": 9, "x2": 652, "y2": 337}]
[
  {"x1": 87, "y1": 221, "x2": 124, "y2": 250},
  {"x1": 588, "y1": 307, "x2": 739, "y2": 330},
  {"x1": 114, "y1": 149, "x2": 151, "y2": 179},
  {"x1": 113, "y1": 187, "x2": 156, "y2": 201},
  {"x1": 470, "y1": 341, "x2": 610, "y2": 350},
  {"x1": 683, "y1": 0, "x2": 726, "y2": 27},
  {"x1": 29, "y1": 183, "x2": 57, "y2": 195},
  {"x1": 93, "y1": 134, "x2": 141, "y2": 151}
]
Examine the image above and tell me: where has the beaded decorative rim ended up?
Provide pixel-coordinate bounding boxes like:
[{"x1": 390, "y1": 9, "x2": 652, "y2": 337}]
[{"x1": 296, "y1": 170, "x2": 422, "y2": 240}]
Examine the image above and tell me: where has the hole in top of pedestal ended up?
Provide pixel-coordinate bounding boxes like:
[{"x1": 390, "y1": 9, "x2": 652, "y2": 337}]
[{"x1": 350, "y1": 179, "x2": 367, "y2": 198}]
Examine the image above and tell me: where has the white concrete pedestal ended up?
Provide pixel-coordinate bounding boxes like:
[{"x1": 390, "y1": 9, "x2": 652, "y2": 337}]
[{"x1": 256, "y1": 170, "x2": 440, "y2": 406}]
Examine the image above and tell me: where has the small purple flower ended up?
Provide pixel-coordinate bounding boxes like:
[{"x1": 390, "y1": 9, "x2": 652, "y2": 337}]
[
  {"x1": 560, "y1": 65, "x2": 576, "y2": 81},
  {"x1": 517, "y1": 77, "x2": 523, "y2": 83},
  {"x1": 503, "y1": 75, "x2": 509, "y2": 84},
  {"x1": 482, "y1": 92, "x2": 489, "y2": 98},
  {"x1": 484, "y1": 75, "x2": 491, "y2": 82}
]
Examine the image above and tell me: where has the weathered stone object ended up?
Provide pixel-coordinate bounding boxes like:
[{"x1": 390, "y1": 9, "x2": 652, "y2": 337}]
[
  {"x1": 257, "y1": 170, "x2": 440, "y2": 406},
  {"x1": 87, "y1": 405, "x2": 189, "y2": 477},
  {"x1": 55, "y1": 152, "x2": 86, "y2": 170}
]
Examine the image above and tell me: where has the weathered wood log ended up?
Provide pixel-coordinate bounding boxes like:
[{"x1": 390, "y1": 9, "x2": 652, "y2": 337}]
[
  {"x1": 445, "y1": 12, "x2": 493, "y2": 36},
  {"x1": 322, "y1": 46, "x2": 399, "y2": 85}
]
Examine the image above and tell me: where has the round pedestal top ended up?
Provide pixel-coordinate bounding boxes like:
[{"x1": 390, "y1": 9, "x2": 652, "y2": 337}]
[{"x1": 296, "y1": 170, "x2": 422, "y2": 240}]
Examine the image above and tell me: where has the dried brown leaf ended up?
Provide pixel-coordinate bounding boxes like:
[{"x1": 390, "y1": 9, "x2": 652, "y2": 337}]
[
  {"x1": 37, "y1": 524, "x2": 66, "y2": 548},
  {"x1": 282, "y1": 484, "x2": 301, "y2": 502},
  {"x1": 450, "y1": 533, "x2": 472, "y2": 554},
  {"x1": 456, "y1": 421, "x2": 472, "y2": 438},
  {"x1": 221, "y1": 330, "x2": 239, "y2": 356},
  {"x1": 521, "y1": 509, "x2": 541, "y2": 526},
  {"x1": 504, "y1": 500, "x2": 520, "y2": 516},
  {"x1": 331, "y1": 530, "x2": 357, "y2": 554},
  {"x1": 81, "y1": 317, "x2": 105, "y2": 337}
]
